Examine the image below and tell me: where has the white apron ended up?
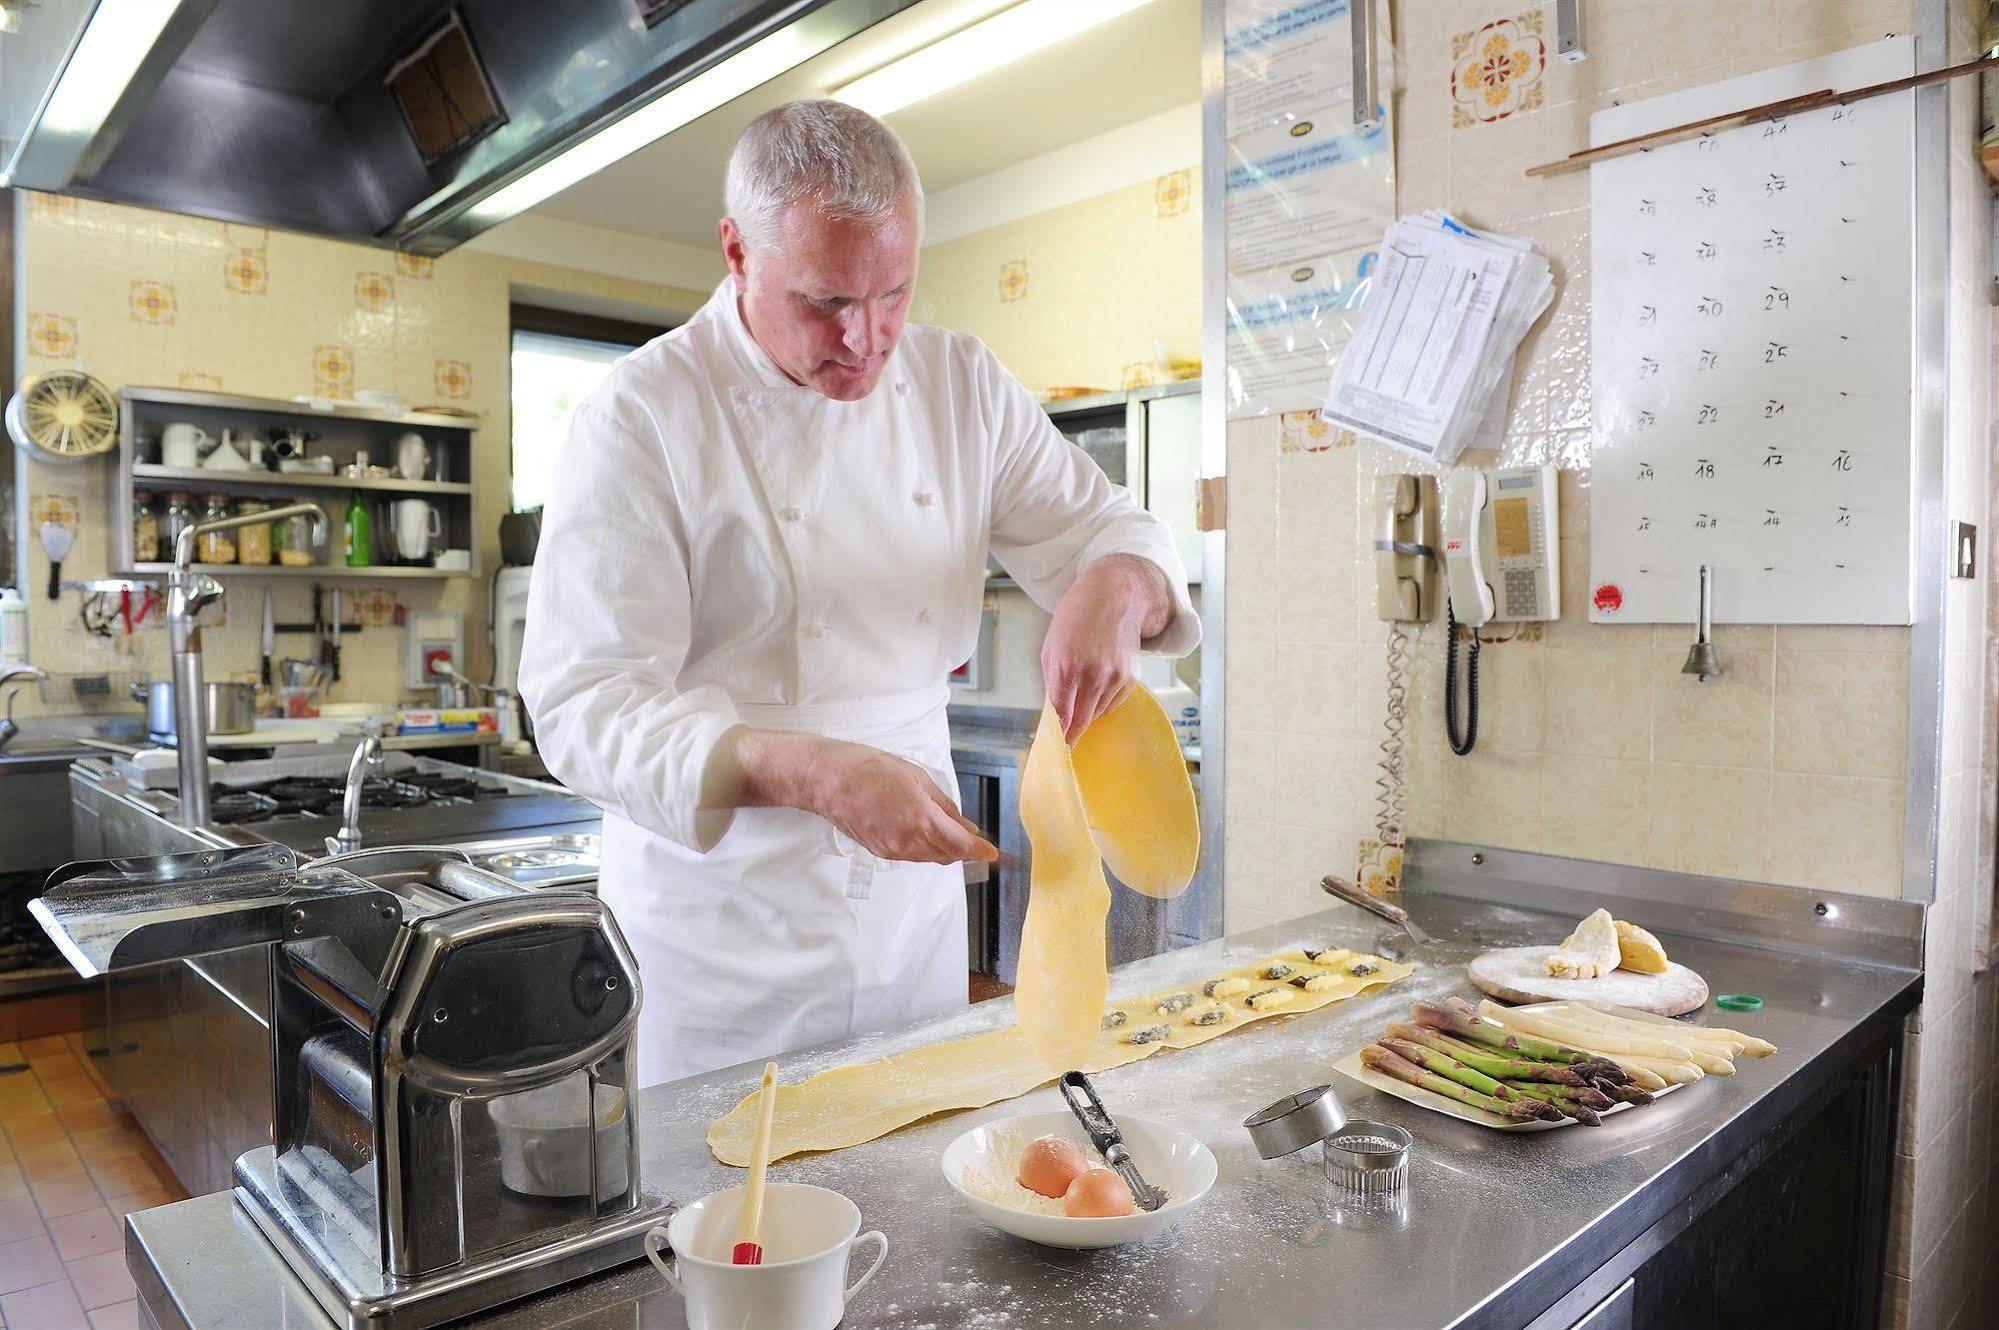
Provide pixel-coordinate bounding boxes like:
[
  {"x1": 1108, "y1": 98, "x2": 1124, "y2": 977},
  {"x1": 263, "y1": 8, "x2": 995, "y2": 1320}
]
[{"x1": 599, "y1": 684, "x2": 967, "y2": 1087}]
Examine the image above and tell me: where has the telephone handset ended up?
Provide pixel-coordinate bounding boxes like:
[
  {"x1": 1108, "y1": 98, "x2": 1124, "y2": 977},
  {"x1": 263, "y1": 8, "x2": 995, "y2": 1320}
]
[{"x1": 1439, "y1": 464, "x2": 1561, "y2": 754}]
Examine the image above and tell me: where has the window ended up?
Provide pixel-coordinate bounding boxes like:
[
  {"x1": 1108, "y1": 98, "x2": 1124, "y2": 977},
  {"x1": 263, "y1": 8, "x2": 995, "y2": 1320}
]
[{"x1": 508, "y1": 306, "x2": 671, "y2": 512}]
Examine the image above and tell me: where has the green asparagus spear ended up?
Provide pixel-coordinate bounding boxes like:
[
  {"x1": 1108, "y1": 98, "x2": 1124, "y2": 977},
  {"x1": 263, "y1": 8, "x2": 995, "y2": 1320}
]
[
  {"x1": 1386, "y1": 1022, "x2": 1590, "y2": 1085},
  {"x1": 1361, "y1": 1045, "x2": 1554, "y2": 1121},
  {"x1": 1597, "y1": 1082, "x2": 1655, "y2": 1106},
  {"x1": 1380, "y1": 1037, "x2": 1516, "y2": 1099},
  {"x1": 1411, "y1": 1001, "x2": 1596, "y2": 1065},
  {"x1": 1515, "y1": 1081, "x2": 1614, "y2": 1112}
]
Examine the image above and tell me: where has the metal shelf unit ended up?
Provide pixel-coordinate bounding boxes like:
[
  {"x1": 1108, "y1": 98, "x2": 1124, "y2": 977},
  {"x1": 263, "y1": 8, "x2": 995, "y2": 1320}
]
[{"x1": 113, "y1": 387, "x2": 480, "y2": 580}]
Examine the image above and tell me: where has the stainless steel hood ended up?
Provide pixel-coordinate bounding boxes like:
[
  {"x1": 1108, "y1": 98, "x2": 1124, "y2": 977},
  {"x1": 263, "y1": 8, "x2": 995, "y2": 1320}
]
[{"x1": 2, "y1": 0, "x2": 916, "y2": 255}]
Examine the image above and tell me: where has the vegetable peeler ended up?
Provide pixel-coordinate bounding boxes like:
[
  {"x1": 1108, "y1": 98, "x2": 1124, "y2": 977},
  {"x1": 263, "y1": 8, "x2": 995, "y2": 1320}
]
[{"x1": 1058, "y1": 1071, "x2": 1167, "y2": 1212}]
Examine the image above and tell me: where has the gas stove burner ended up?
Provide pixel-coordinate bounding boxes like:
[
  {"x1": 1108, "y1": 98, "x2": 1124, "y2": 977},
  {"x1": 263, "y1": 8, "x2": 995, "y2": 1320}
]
[{"x1": 202, "y1": 768, "x2": 522, "y2": 825}]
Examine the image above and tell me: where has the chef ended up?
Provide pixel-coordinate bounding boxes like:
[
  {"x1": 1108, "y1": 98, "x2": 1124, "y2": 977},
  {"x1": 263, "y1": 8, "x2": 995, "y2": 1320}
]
[{"x1": 519, "y1": 100, "x2": 1198, "y2": 1088}]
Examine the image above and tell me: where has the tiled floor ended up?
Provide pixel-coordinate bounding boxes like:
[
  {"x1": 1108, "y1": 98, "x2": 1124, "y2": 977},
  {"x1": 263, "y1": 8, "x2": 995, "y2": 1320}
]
[{"x1": 0, "y1": 1032, "x2": 187, "y2": 1329}]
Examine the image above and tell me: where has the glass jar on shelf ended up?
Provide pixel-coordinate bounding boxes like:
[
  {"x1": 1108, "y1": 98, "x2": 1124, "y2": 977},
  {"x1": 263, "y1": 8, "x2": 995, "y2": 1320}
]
[
  {"x1": 132, "y1": 491, "x2": 159, "y2": 564},
  {"x1": 276, "y1": 506, "x2": 320, "y2": 567},
  {"x1": 234, "y1": 498, "x2": 272, "y2": 566},
  {"x1": 197, "y1": 493, "x2": 236, "y2": 564},
  {"x1": 161, "y1": 492, "x2": 196, "y2": 556}
]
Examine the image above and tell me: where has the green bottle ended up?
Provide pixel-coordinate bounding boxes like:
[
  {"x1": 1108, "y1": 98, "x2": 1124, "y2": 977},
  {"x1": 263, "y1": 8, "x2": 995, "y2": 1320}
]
[{"x1": 344, "y1": 492, "x2": 370, "y2": 567}]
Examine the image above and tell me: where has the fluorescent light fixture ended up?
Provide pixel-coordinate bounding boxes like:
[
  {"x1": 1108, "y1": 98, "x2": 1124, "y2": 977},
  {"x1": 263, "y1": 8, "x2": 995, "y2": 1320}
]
[
  {"x1": 467, "y1": 24, "x2": 822, "y2": 226},
  {"x1": 834, "y1": 0, "x2": 1157, "y2": 118},
  {"x1": 2, "y1": 0, "x2": 184, "y2": 185}
]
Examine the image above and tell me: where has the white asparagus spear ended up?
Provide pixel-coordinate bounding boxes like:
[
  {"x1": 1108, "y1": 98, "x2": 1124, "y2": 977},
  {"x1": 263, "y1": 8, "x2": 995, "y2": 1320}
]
[
  {"x1": 1556, "y1": 1003, "x2": 1749, "y2": 1058},
  {"x1": 1609, "y1": 1052, "x2": 1705, "y2": 1085},
  {"x1": 1575, "y1": 1002, "x2": 1778, "y2": 1057},
  {"x1": 1479, "y1": 1000, "x2": 1698, "y2": 1061}
]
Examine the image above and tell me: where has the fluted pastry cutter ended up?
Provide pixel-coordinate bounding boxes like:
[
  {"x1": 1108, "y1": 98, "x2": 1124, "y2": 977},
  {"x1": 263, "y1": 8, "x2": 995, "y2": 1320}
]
[{"x1": 1058, "y1": 1071, "x2": 1168, "y2": 1211}]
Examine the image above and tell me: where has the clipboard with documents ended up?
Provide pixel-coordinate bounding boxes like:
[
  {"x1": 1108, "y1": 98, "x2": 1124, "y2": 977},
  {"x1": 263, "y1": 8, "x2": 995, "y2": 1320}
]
[{"x1": 1321, "y1": 212, "x2": 1554, "y2": 464}]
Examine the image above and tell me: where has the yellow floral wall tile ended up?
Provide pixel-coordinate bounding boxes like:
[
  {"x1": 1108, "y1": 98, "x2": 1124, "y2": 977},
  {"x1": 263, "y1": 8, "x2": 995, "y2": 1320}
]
[
  {"x1": 1450, "y1": 11, "x2": 1546, "y2": 128},
  {"x1": 353, "y1": 589, "x2": 398, "y2": 628},
  {"x1": 1278, "y1": 409, "x2": 1354, "y2": 453},
  {"x1": 129, "y1": 280, "x2": 175, "y2": 325},
  {"x1": 1121, "y1": 360, "x2": 1157, "y2": 390},
  {"x1": 313, "y1": 344, "x2": 354, "y2": 397},
  {"x1": 998, "y1": 259, "x2": 1028, "y2": 303},
  {"x1": 433, "y1": 359, "x2": 472, "y2": 399},
  {"x1": 26, "y1": 193, "x2": 75, "y2": 223},
  {"x1": 27, "y1": 313, "x2": 77, "y2": 359},
  {"x1": 397, "y1": 253, "x2": 434, "y2": 280},
  {"x1": 355, "y1": 272, "x2": 395, "y2": 311},
  {"x1": 177, "y1": 371, "x2": 223, "y2": 390},
  {"x1": 225, "y1": 249, "x2": 268, "y2": 295},
  {"x1": 1155, "y1": 169, "x2": 1192, "y2": 219},
  {"x1": 29, "y1": 495, "x2": 80, "y2": 532}
]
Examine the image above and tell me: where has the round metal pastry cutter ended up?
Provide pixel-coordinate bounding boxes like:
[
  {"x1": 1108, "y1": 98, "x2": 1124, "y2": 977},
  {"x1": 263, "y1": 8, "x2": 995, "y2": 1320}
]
[
  {"x1": 1243, "y1": 1085, "x2": 1412, "y2": 1197},
  {"x1": 1243, "y1": 1084, "x2": 1348, "y2": 1159}
]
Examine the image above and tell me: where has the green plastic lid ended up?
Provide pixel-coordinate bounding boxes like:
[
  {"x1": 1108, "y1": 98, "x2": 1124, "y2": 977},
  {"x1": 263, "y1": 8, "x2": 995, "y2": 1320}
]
[{"x1": 1715, "y1": 994, "x2": 1764, "y2": 1011}]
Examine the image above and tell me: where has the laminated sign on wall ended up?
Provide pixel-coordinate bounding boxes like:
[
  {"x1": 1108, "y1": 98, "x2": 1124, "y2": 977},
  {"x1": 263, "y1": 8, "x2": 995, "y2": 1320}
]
[
  {"x1": 1223, "y1": 0, "x2": 1396, "y2": 419},
  {"x1": 1588, "y1": 37, "x2": 1918, "y2": 625}
]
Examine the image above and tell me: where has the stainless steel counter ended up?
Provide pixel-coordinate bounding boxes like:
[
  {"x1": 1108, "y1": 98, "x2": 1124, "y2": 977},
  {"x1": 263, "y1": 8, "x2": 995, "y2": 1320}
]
[{"x1": 124, "y1": 870, "x2": 1920, "y2": 1330}]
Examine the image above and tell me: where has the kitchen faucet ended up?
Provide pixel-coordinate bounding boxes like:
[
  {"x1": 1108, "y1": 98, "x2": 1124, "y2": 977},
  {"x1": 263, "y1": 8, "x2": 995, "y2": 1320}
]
[
  {"x1": 169, "y1": 503, "x2": 325, "y2": 825},
  {"x1": 327, "y1": 730, "x2": 384, "y2": 854},
  {"x1": 0, "y1": 664, "x2": 47, "y2": 753}
]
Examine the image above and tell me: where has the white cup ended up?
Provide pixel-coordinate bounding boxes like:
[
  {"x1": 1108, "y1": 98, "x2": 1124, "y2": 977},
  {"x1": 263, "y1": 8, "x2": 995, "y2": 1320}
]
[
  {"x1": 392, "y1": 500, "x2": 442, "y2": 560},
  {"x1": 162, "y1": 422, "x2": 210, "y2": 468},
  {"x1": 646, "y1": 1183, "x2": 887, "y2": 1330},
  {"x1": 393, "y1": 431, "x2": 429, "y2": 480}
]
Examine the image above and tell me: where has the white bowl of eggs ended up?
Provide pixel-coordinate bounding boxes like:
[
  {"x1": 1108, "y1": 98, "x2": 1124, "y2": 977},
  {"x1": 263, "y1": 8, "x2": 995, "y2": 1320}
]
[{"x1": 940, "y1": 1111, "x2": 1217, "y2": 1249}]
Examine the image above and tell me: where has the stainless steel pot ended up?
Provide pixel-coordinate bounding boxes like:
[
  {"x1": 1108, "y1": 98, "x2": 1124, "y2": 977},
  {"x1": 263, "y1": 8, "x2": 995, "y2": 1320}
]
[{"x1": 132, "y1": 679, "x2": 257, "y2": 739}]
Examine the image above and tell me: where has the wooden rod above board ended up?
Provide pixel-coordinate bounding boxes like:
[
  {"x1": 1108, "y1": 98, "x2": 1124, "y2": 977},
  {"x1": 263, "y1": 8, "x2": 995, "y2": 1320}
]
[{"x1": 1525, "y1": 52, "x2": 1999, "y2": 178}]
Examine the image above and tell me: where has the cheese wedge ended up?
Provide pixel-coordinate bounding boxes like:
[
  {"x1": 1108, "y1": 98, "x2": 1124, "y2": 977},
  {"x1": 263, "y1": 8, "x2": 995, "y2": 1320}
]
[
  {"x1": 1613, "y1": 919, "x2": 1670, "y2": 974},
  {"x1": 1546, "y1": 908, "x2": 1620, "y2": 980}
]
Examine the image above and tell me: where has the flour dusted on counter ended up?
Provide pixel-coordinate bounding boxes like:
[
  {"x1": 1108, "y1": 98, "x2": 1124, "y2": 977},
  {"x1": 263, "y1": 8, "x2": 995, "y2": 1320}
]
[{"x1": 957, "y1": 1125, "x2": 1069, "y2": 1217}]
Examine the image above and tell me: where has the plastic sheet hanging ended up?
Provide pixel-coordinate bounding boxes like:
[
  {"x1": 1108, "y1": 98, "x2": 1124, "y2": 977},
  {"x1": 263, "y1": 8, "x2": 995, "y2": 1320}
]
[{"x1": 1222, "y1": 0, "x2": 1398, "y2": 419}]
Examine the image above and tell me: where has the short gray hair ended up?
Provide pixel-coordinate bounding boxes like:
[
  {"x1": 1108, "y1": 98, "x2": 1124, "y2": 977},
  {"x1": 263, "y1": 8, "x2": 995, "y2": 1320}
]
[{"x1": 724, "y1": 99, "x2": 923, "y2": 249}]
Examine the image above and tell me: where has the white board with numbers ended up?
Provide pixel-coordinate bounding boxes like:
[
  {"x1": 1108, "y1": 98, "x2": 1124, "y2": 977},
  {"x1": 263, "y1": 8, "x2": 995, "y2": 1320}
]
[{"x1": 1588, "y1": 37, "x2": 1916, "y2": 625}]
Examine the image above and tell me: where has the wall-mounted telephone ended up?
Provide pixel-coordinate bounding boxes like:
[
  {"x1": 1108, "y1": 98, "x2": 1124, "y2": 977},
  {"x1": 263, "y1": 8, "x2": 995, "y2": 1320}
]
[
  {"x1": 1439, "y1": 464, "x2": 1561, "y2": 754},
  {"x1": 1373, "y1": 474, "x2": 1438, "y2": 622}
]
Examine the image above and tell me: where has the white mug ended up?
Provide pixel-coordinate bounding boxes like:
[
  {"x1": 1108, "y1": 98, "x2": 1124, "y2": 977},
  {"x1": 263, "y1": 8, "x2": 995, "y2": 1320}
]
[
  {"x1": 162, "y1": 422, "x2": 210, "y2": 468},
  {"x1": 392, "y1": 500, "x2": 442, "y2": 560},
  {"x1": 394, "y1": 431, "x2": 430, "y2": 480},
  {"x1": 646, "y1": 1183, "x2": 887, "y2": 1330}
]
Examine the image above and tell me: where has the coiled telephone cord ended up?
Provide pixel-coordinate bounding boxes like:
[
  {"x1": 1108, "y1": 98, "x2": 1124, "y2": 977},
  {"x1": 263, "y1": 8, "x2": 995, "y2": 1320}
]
[{"x1": 1445, "y1": 601, "x2": 1479, "y2": 756}]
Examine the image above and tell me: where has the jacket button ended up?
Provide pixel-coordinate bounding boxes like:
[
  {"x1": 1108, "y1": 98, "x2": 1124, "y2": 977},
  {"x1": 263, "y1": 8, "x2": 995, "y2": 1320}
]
[
  {"x1": 917, "y1": 609, "x2": 933, "y2": 624},
  {"x1": 895, "y1": 382, "x2": 909, "y2": 396},
  {"x1": 913, "y1": 491, "x2": 935, "y2": 507},
  {"x1": 779, "y1": 507, "x2": 804, "y2": 523},
  {"x1": 802, "y1": 624, "x2": 829, "y2": 640}
]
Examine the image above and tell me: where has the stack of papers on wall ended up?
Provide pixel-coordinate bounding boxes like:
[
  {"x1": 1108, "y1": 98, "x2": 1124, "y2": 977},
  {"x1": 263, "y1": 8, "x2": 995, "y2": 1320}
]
[{"x1": 1320, "y1": 212, "x2": 1554, "y2": 464}]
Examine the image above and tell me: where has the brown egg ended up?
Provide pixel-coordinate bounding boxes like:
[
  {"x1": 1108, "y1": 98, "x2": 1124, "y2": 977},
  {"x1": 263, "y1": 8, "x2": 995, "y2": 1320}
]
[
  {"x1": 1016, "y1": 1135, "x2": 1089, "y2": 1198},
  {"x1": 1063, "y1": 1167, "x2": 1136, "y2": 1218}
]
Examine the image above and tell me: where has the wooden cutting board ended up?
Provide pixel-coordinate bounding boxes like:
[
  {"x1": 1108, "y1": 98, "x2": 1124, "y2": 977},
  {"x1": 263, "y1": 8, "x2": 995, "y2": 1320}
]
[{"x1": 1467, "y1": 946, "x2": 1710, "y2": 1016}]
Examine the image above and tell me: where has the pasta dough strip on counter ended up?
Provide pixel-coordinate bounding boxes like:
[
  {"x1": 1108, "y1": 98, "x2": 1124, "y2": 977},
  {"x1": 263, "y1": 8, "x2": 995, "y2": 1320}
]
[{"x1": 706, "y1": 948, "x2": 1414, "y2": 1166}]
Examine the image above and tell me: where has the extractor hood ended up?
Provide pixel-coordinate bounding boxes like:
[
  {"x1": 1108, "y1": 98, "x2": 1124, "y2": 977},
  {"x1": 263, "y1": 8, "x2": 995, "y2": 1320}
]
[{"x1": 1, "y1": 0, "x2": 917, "y2": 256}]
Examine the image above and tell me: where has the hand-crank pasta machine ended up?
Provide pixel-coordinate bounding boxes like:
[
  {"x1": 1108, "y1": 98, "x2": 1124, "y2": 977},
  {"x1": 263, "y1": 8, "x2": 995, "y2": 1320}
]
[{"x1": 31, "y1": 843, "x2": 673, "y2": 1329}]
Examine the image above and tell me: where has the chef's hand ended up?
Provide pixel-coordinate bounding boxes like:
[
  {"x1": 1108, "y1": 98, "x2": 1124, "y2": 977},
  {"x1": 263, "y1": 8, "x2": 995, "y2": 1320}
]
[
  {"x1": 1041, "y1": 554, "x2": 1173, "y2": 743},
  {"x1": 731, "y1": 731, "x2": 999, "y2": 865}
]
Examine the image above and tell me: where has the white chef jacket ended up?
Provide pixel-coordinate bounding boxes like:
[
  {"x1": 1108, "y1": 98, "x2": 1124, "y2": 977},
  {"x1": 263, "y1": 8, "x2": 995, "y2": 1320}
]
[{"x1": 519, "y1": 277, "x2": 1199, "y2": 1088}]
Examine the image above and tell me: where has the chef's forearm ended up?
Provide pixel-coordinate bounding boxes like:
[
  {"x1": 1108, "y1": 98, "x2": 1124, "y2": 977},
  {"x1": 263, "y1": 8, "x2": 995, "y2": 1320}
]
[
  {"x1": 1075, "y1": 553, "x2": 1173, "y2": 643},
  {"x1": 719, "y1": 728, "x2": 835, "y2": 814}
]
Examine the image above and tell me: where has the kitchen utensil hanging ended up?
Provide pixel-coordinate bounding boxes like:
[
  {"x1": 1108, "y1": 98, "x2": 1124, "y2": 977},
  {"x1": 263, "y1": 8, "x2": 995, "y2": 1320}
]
[{"x1": 7, "y1": 370, "x2": 118, "y2": 463}]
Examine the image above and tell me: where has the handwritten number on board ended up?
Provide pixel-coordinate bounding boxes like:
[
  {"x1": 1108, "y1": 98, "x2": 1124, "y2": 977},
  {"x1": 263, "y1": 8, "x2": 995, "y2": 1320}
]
[{"x1": 1765, "y1": 287, "x2": 1789, "y2": 309}]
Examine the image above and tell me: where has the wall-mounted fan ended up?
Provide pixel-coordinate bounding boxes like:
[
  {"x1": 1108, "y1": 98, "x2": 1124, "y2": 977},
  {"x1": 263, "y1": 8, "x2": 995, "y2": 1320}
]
[{"x1": 7, "y1": 369, "x2": 118, "y2": 463}]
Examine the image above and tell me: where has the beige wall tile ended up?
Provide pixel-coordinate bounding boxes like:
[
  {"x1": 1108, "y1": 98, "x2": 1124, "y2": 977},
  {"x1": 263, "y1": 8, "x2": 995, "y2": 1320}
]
[
  {"x1": 1443, "y1": 751, "x2": 1545, "y2": 849},
  {"x1": 1539, "y1": 756, "x2": 1650, "y2": 865},
  {"x1": 1774, "y1": 650, "x2": 1910, "y2": 779},
  {"x1": 1651, "y1": 646, "x2": 1774, "y2": 770},
  {"x1": 1644, "y1": 764, "x2": 1772, "y2": 880},
  {"x1": 1543, "y1": 649, "x2": 1652, "y2": 759},
  {"x1": 1765, "y1": 773, "x2": 1905, "y2": 898}
]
